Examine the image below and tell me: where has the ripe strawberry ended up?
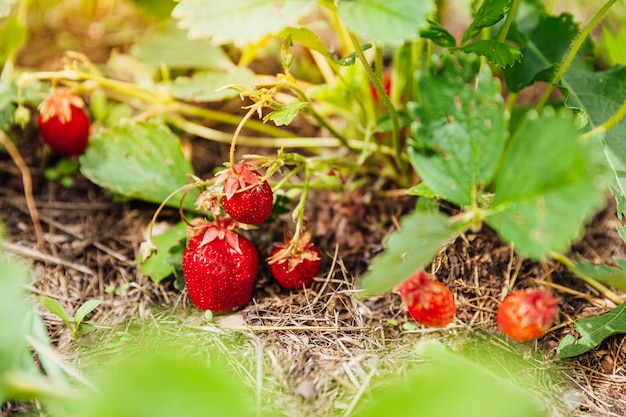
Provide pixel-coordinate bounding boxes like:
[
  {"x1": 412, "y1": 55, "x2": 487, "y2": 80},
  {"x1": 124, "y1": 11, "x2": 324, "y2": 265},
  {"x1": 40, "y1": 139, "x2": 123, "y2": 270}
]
[
  {"x1": 37, "y1": 88, "x2": 90, "y2": 156},
  {"x1": 182, "y1": 222, "x2": 258, "y2": 312},
  {"x1": 397, "y1": 271, "x2": 456, "y2": 327},
  {"x1": 496, "y1": 288, "x2": 557, "y2": 343},
  {"x1": 268, "y1": 232, "x2": 321, "y2": 290},
  {"x1": 216, "y1": 163, "x2": 273, "y2": 225}
]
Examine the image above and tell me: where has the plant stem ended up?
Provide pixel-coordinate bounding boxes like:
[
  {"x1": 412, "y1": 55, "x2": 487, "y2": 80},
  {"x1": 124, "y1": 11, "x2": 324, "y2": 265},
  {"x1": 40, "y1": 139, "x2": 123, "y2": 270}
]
[
  {"x1": 497, "y1": 0, "x2": 522, "y2": 43},
  {"x1": 230, "y1": 105, "x2": 261, "y2": 169},
  {"x1": 348, "y1": 32, "x2": 405, "y2": 180},
  {"x1": 290, "y1": 162, "x2": 312, "y2": 248},
  {"x1": 579, "y1": 99, "x2": 626, "y2": 141},
  {"x1": 551, "y1": 252, "x2": 623, "y2": 305},
  {"x1": 536, "y1": 0, "x2": 618, "y2": 112}
]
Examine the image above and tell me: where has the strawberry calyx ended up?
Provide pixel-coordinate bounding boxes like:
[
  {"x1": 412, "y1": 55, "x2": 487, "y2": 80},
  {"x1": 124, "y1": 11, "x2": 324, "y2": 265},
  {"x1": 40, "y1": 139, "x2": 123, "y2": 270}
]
[
  {"x1": 187, "y1": 218, "x2": 243, "y2": 255},
  {"x1": 215, "y1": 163, "x2": 267, "y2": 200},
  {"x1": 267, "y1": 231, "x2": 320, "y2": 273},
  {"x1": 39, "y1": 88, "x2": 86, "y2": 124}
]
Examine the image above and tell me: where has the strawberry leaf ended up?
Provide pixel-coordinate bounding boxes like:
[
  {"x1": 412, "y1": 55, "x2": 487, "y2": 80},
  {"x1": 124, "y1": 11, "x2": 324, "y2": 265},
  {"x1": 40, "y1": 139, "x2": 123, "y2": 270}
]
[
  {"x1": 420, "y1": 20, "x2": 456, "y2": 48},
  {"x1": 486, "y1": 111, "x2": 607, "y2": 260},
  {"x1": 168, "y1": 68, "x2": 256, "y2": 103},
  {"x1": 501, "y1": 11, "x2": 593, "y2": 93},
  {"x1": 458, "y1": 40, "x2": 522, "y2": 67},
  {"x1": 139, "y1": 222, "x2": 187, "y2": 283},
  {"x1": 408, "y1": 56, "x2": 507, "y2": 207},
  {"x1": 278, "y1": 26, "x2": 329, "y2": 55},
  {"x1": 172, "y1": 0, "x2": 316, "y2": 45},
  {"x1": 557, "y1": 301, "x2": 626, "y2": 358},
  {"x1": 568, "y1": 256, "x2": 626, "y2": 292},
  {"x1": 80, "y1": 120, "x2": 197, "y2": 210},
  {"x1": 562, "y1": 66, "x2": 626, "y2": 225},
  {"x1": 461, "y1": 0, "x2": 512, "y2": 44},
  {"x1": 338, "y1": 0, "x2": 435, "y2": 45},
  {"x1": 358, "y1": 211, "x2": 471, "y2": 297},
  {"x1": 263, "y1": 102, "x2": 308, "y2": 126}
]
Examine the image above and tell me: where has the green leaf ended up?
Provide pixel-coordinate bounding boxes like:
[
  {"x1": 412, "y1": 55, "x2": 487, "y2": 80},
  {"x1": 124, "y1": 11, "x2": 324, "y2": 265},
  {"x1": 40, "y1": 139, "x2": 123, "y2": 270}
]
[
  {"x1": 563, "y1": 67, "x2": 626, "y2": 223},
  {"x1": 420, "y1": 20, "x2": 457, "y2": 48},
  {"x1": 42, "y1": 297, "x2": 71, "y2": 328},
  {"x1": 79, "y1": 121, "x2": 197, "y2": 210},
  {"x1": 408, "y1": 56, "x2": 507, "y2": 207},
  {"x1": 263, "y1": 102, "x2": 308, "y2": 126},
  {"x1": 0, "y1": 251, "x2": 33, "y2": 402},
  {"x1": 358, "y1": 211, "x2": 470, "y2": 297},
  {"x1": 74, "y1": 300, "x2": 102, "y2": 327},
  {"x1": 140, "y1": 221, "x2": 187, "y2": 283},
  {"x1": 462, "y1": 0, "x2": 512, "y2": 44},
  {"x1": 168, "y1": 68, "x2": 256, "y2": 102},
  {"x1": 79, "y1": 345, "x2": 256, "y2": 417},
  {"x1": 278, "y1": 26, "x2": 329, "y2": 55},
  {"x1": 132, "y1": 25, "x2": 235, "y2": 70},
  {"x1": 602, "y1": 25, "x2": 626, "y2": 66},
  {"x1": 568, "y1": 256, "x2": 626, "y2": 293},
  {"x1": 355, "y1": 340, "x2": 546, "y2": 417},
  {"x1": 486, "y1": 111, "x2": 607, "y2": 260},
  {"x1": 458, "y1": 39, "x2": 522, "y2": 67},
  {"x1": 172, "y1": 0, "x2": 316, "y2": 45},
  {"x1": 338, "y1": 0, "x2": 436, "y2": 45},
  {"x1": 502, "y1": 12, "x2": 593, "y2": 93},
  {"x1": 557, "y1": 301, "x2": 626, "y2": 358}
]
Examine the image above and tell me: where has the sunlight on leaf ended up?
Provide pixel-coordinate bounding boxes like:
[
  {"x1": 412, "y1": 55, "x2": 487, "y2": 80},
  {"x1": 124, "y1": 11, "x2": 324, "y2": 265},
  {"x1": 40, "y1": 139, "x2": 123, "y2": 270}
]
[
  {"x1": 358, "y1": 211, "x2": 471, "y2": 297},
  {"x1": 172, "y1": 0, "x2": 315, "y2": 45},
  {"x1": 338, "y1": 0, "x2": 435, "y2": 45},
  {"x1": 557, "y1": 302, "x2": 626, "y2": 358}
]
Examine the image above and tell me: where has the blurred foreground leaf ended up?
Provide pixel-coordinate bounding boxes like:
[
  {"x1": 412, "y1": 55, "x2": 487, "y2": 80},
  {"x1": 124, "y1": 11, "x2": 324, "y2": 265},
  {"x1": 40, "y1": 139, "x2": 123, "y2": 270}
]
[
  {"x1": 557, "y1": 302, "x2": 626, "y2": 358},
  {"x1": 80, "y1": 121, "x2": 197, "y2": 210}
]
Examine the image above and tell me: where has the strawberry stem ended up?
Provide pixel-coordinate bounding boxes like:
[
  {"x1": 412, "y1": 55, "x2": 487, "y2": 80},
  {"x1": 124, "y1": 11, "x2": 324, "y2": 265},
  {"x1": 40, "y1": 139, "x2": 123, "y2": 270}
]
[
  {"x1": 229, "y1": 104, "x2": 265, "y2": 174},
  {"x1": 289, "y1": 162, "x2": 312, "y2": 253}
]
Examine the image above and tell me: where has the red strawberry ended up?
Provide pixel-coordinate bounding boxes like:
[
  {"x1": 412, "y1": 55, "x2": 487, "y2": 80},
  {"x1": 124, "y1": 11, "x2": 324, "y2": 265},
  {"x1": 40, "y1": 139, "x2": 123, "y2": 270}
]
[
  {"x1": 397, "y1": 271, "x2": 456, "y2": 327},
  {"x1": 216, "y1": 163, "x2": 273, "y2": 225},
  {"x1": 496, "y1": 288, "x2": 557, "y2": 343},
  {"x1": 182, "y1": 222, "x2": 258, "y2": 312},
  {"x1": 268, "y1": 232, "x2": 321, "y2": 290},
  {"x1": 38, "y1": 88, "x2": 90, "y2": 156}
]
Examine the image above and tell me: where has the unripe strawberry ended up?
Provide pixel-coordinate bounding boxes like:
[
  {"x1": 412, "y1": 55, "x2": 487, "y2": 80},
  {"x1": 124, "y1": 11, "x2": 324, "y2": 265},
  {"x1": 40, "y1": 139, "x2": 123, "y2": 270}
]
[
  {"x1": 496, "y1": 288, "x2": 557, "y2": 343},
  {"x1": 37, "y1": 88, "x2": 90, "y2": 156},
  {"x1": 397, "y1": 271, "x2": 456, "y2": 327}
]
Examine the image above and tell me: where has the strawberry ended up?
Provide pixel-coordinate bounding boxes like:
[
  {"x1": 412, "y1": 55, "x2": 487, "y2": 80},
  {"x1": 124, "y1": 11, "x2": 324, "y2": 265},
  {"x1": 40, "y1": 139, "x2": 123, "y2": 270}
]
[
  {"x1": 38, "y1": 88, "x2": 90, "y2": 156},
  {"x1": 182, "y1": 221, "x2": 258, "y2": 312},
  {"x1": 216, "y1": 163, "x2": 273, "y2": 225},
  {"x1": 268, "y1": 232, "x2": 321, "y2": 290},
  {"x1": 397, "y1": 271, "x2": 456, "y2": 327},
  {"x1": 496, "y1": 288, "x2": 557, "y2": 343}
]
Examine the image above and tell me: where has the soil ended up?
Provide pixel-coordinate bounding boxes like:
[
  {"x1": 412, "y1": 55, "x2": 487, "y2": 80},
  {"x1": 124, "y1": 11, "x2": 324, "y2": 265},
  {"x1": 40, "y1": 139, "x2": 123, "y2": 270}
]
[{"x1": 1, "y1": 132, "x2": 625, "y2": 416}]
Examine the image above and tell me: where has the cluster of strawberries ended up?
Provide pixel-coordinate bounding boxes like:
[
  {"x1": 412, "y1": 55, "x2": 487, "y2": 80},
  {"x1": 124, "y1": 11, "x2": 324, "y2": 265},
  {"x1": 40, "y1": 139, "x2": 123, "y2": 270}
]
[
  {"x1": 397, "y1": 271, "x2": 558, "y2": 343},
  {"x1": 182, "y1": 163, "x2": 322, "y2": 313}
]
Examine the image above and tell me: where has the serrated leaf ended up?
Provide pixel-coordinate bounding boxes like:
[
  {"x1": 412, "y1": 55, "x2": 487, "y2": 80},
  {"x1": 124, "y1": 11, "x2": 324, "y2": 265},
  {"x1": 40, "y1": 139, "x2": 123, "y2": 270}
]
[
  {"x1": 563, "y1": 67, "x2": 626, "y2": 223},
  {"x1": 168, "y1": 68, "x2": 256, "y2": 102},
  {"x1": 557, "y1": 302, "x2": 626, "y2": 358},
  {"x1": 502, "y1": 12, "x2": 593, "y2": 93},
  {"x1": 278, "y1": 26, "x2": 328, "y2": 55},
  {"x1": 408, "y1": 56, "x2": 507, "y2": 207},
  {"x1": 263, "y1": 102, "x2": 308, "y2": 126},
  {"x1": 80, "y1": 121, "x2": 197, "y2": 210},
  {"x1": 132, "y1": 24, "x2": 235, "y2": 70},
  {"x1": 140, "y1": 221, "x2": 187, "y2": 283},
  {"x1": 458, "y1": 39, "x2": 522, "y2": 67},
  {"x1": 338, "y1": 0, "x2": 435, "y2": 45},
  {"x1": 420, "y1": 20, "x2": 457, "y2": 48},
  {"x1": 172, "y1": 0, "x2": 316, "y2": 45},
  {"x1": 358, "y1": 211, "x2": 470, "y2": 297},
  {"x1": 74, "y1": 300, "x2": 102, "y2": 327},
  {"x1": 42, "y1": 297, "x2": 70, "y2": 327},
  {"x1": 462, "y1": 0, "x2": 512, "y2": 44},
  {"x1": 568, "y1": 256, "x2": 626, "y2": 292},
  {"x1": 486, "y1": 112, "x2": 607, "y2": 260}
]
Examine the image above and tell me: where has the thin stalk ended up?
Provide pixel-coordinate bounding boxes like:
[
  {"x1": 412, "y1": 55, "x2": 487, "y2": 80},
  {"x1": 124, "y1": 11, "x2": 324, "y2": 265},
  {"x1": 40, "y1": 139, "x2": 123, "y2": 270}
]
[
  {"x1": 579, "y1": 99, "x2": 626, "y2": 141},
  {"x1": 497, "y1": 0, "x2": 522, "y2": 43},
  {"x1": 536, "y1": 0, "x2": 618, "y2": 112},
  {"x1": 229, "y1": 105, "x2": 261, "y2": 169},
  {"x1": 349, "y1": 32, "x2": 405, "y2": 179},
  {"x1": 290, "y1": 163, "x2": 312, "y2": 248},
  {"x1": 551, "y1": 252, "x2": 623, "y2": 305}
]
